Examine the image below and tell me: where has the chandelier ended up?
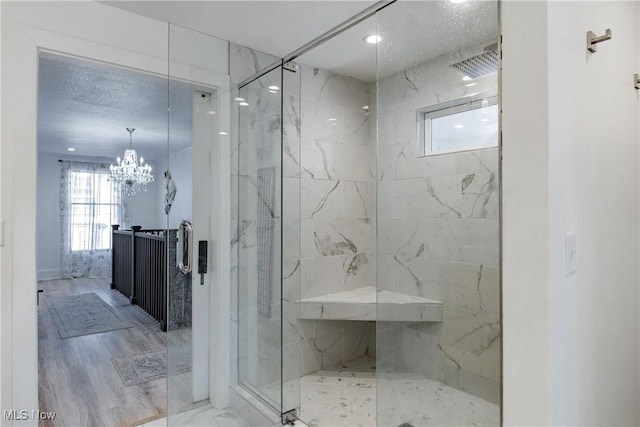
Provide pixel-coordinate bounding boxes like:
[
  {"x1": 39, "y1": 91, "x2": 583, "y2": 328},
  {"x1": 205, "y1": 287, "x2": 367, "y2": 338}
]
[{"x1": 109, "y1": 128, "x2": 154, "y2": 198}]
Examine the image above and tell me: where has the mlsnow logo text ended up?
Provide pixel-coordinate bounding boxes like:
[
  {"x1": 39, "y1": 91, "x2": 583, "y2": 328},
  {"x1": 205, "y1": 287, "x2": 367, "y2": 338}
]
[{"x1": 3, "y1": 410, "x2": 56, "y2": 421}]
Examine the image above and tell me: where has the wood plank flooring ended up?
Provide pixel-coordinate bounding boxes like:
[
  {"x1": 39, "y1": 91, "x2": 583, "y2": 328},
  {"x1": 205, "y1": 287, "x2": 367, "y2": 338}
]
[{"x1": 38, "y1": 278, "x2": 170, "y2": 427}]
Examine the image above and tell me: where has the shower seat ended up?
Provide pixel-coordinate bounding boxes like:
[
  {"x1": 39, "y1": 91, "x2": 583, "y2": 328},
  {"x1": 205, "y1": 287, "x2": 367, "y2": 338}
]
[{"x1": 296, "y1": 286, "x2": 443, "y2": 322}]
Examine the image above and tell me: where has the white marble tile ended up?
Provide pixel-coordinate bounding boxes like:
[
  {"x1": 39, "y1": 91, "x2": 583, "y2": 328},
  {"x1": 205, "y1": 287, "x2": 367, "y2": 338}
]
[
  {"x1": 376, "y1": 181, "x2": 395, "y2": 218},
  {"x1": 312, "y1": 328, "x2": 345, "y2": 368},
  {"x1": 301, "y1": 217, "x2": 369, "y2": 259},
  {"x1": 424, "y1": 174, "x2": 464, "y2": 218},
  {"x1": 342, "y1": 181, "x2": 369, "y2": 218},
  {"x1": 374, "y1": 255, "x2": 395, "y2": 292},
  {"x1": 300, "y1": 64, "x2": 369, "y2": 109},
  {"x1": 136, "y1": 405, "x2": 246, "y2": 427},
  {"x1": 460, "y1": 264, "x2": 500, "y2": 315},
  {"x1": 391, "y1": 251, "x2": 429, "y2": 297},
  {"x1": 376, "y1": 143, "x2": 405, "y2": 182},
  {"x1": 328, "y1": 144, "x2": 371, "y2": 182},
  {"x1": 301, "y1": 179, "x2": 343, "y2": 219},
  {"x1": 440, "y1": 309, "x2": 500, "y2": 361},
  {"x1": 283, "y1": 136, "x2": 302, "y2": 179},
  {"x1": 297, "y1": 286, "x2": 443, "y2": 322},
  {"x1": 459, "y1": 172, "x2": 499, "y2": 219},
  {"x1": 229, "y1": 385, "x2": 282, "y2": 427},
  {"x1": 301, "y1": 99, "x2": 343, "y2": 144},
  {"x1": 376, "y1": 218, "x2": 423, "y2": 260},
  {"x1": 343, "y1": 323, "x2": 372, "y2": 361},
  {"x1": 301, "y1": 255, "x2": 344, "y2": 298},
  {"x1": 393, "y1": 178, "x2": 428, "y2": 218},
  {"x1": 342, "y1": 106, "x2": 370, "y2": 147},
  {"x1": 298, "y1": 356, "x2": 499, "y2": 427},
  {"x1": 342, "y1": 252, "x2": 371, "y2": 290},
  {"x1": 300, "y1": 140, "x2": 338, "y2": 180},
  {"x1": 230, "y1": 43, "x2": 279, "y2": 85},
  {"x1": 421, "y1": 218, "x2": 499, "y2": 267}
]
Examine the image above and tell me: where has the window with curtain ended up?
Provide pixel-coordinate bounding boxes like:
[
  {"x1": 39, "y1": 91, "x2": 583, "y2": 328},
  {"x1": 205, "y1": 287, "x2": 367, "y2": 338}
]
[{"x1": 60, "y1": 161, "x2": 128, "y2": 278}]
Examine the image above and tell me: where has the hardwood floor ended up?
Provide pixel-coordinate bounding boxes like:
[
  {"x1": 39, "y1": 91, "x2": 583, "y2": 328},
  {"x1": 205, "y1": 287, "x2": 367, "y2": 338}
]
[{"x1": 38, "y1": 278, "x2": 170, "y2": 427}]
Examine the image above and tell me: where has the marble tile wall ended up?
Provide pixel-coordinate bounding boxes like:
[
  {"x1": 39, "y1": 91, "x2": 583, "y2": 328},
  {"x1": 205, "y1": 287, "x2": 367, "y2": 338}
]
[
  {"x1": 375, "y1": 40, "x2": 501, "y2": 404},
  {"x1": 297, "y1": 64, "x2": 375, "y2": 376},
  {"x1": 229, "y1": 37, "x2": 500, "y2": 419},
  {"x1": 166, "y1": 229, "x2": 192, "y2": 330}
]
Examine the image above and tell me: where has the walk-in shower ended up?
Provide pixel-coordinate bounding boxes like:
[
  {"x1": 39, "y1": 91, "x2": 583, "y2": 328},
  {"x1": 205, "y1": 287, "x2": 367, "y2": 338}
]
[
  {"x1": 160, "y1": 1, "x2": 501, "y2": 426},
  {"x1": 225, "y1": 1, "x2": 501, "y2": 426}
]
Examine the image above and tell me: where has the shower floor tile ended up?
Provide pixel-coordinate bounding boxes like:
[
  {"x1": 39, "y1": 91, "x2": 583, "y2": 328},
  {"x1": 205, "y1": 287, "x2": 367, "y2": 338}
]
[{"x1": 299, "y1": 356, "x2": 499, "y2": 427}]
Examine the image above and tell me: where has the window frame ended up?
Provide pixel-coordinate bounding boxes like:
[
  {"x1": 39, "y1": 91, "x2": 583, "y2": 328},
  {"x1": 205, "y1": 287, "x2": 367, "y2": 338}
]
[
  {"x1": 67, "y1": 167, "x2": 121, "y2": 253},
  {"x1": 416, "y1": 92, "x2": 499, "y2": 157}
]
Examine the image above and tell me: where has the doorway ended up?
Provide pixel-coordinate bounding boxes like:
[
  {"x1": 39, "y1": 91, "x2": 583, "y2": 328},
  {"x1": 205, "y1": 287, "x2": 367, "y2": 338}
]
[
  {"x1": 35, "y1": 40, "x2": 230, "y2": 425},
  {"x1": 36, "y1": 51, "x2": 176, "y2": 426}
]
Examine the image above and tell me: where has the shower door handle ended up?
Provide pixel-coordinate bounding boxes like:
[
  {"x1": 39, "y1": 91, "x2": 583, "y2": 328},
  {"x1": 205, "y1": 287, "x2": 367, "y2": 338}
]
[{"x1": 177, "y1": 220, "x2": 193, "y2": 275}]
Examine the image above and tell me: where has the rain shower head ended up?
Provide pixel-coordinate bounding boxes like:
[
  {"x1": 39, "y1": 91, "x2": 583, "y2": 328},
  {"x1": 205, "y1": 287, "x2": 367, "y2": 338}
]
[{"x1": 450, "y1": 44, "x2": 498, "y2": 79}]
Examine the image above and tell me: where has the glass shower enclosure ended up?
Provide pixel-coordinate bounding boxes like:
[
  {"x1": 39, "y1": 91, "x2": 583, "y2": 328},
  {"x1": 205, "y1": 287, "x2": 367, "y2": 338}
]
[
  {"x1": 236, "y1": 61, "x2": 302, "y2": 422},
  {"x1": 164, "y1": 1, "x2": 501, "y2": 425}
]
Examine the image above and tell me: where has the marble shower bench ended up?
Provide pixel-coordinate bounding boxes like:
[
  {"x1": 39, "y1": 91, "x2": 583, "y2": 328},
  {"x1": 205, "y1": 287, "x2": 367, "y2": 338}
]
[{"x1": 297, "y1": 286, "x2": 443, "y2": 322}]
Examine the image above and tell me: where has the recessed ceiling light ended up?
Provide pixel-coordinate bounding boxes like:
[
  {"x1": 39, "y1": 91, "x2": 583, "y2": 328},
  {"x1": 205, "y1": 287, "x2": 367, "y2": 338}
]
[
  {"x1": 234, "y1": 97, "x2": 246, "y2": 102},
  {"x1": 455, "y1": 124, "x2": 464, "y2": 129},
  {"x1": 465, "y1": 82, "x2": 477, "y2": 87},
  {"x1": 67, "y1": 147, "x2": 76, "y2": 152},
  {"x1": 219, "y1": 131, "x2": 228, "y2": 135},
  {"x1": 450, "y1": 0, "x2": 467, "y2": 3},
  {"x1": 239, "y1": 101, "x2": 249, "y2": 107},
  {"x1": 481, "y1": 118, "x2": 489, "y2": 122},
  {"x1": 269, "y1": 90, "x2": 278, "y2": 93},
  {"x1": 462, "y1": 76, "x2": 473, "y2": 81},
  {"x1": 363, "y1": 34, "x2": 382, "y2": 44},
  {"x1": 207, "y1": 110, "x2": 217, "y2": 115},
  {"x1": 268, "y1": 85, "x2": 279, "y2": 91}
]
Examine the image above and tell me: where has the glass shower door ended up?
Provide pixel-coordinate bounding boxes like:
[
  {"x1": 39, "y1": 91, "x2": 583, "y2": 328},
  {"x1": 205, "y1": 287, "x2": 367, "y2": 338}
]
[
  {"x1": 167, "y1": 23, "x2": 232, "y2": 423},
  {"x1": 237, "y1": 63, "x2": 301, "y2": 421},
  {"x1": 237, "y1": 64, "x2": 284, "y2": 412}
]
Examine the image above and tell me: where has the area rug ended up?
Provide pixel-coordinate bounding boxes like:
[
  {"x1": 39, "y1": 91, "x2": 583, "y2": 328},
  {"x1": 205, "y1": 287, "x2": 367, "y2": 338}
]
[
  {"x1": 46, "y1": 292, "x2": 132, "y2": 338},
  {"x1": 112, "y1": 349, "x2": 192, "y2": 386}
]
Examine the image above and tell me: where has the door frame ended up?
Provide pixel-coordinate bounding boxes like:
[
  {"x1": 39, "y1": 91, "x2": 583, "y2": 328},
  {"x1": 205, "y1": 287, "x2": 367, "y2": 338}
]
[{"x1": 2, "y1": 18, "x2": 231, "y2": 422}]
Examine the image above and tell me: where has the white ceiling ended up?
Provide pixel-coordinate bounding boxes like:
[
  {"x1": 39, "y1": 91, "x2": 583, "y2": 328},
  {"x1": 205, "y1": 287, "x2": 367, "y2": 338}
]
[
  {"x1": 100, "y1": 1, "x2": 378, "y2": 59},
  {"x1": 297, "y1": 15, "x2": 378, "y2": 82},
  {"x1": 38, "y1": 1, "x2": 497, "y2": 159}
]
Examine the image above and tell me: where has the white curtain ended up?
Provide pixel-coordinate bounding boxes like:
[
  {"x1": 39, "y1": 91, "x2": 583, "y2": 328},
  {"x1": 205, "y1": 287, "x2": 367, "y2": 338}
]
[{"x1": 60, "y1": 161, "x2": 128, "y2": 278}]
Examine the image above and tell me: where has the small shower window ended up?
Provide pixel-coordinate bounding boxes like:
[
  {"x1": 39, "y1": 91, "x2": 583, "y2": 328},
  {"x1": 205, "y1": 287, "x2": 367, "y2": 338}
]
[{"x1": 417, "y1": 94, "x2": 498, "y2": 157}]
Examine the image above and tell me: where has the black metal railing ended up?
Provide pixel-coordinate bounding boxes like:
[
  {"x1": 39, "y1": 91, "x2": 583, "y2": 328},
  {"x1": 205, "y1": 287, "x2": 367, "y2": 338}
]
[
  {"x1": 134, "y1": 231, "x2": 167, "y2": 330},
  {"x1": 111, "y1": 225, "x2": 170, "y2": 331}
]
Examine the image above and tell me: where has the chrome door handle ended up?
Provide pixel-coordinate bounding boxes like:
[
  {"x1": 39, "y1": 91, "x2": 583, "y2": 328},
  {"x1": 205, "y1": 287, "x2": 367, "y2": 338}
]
[{"x1": 177, "y1": 220, "x2": 193, "y2": 275}]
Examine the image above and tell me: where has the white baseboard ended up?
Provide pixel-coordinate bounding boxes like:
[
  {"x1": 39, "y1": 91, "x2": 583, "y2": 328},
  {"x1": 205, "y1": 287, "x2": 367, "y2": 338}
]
[{"x1": 37, "y1": 269, "x2": 63, "y2": 281}]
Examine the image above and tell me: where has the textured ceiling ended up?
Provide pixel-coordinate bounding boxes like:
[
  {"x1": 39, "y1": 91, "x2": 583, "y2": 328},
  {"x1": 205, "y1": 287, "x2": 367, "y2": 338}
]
[
  {"x1": 298, "y1": 0, "x2": 497, "y2": 82},
  {"x1": 38, "y1": 52, "x2": 193, "y2": 161}
]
